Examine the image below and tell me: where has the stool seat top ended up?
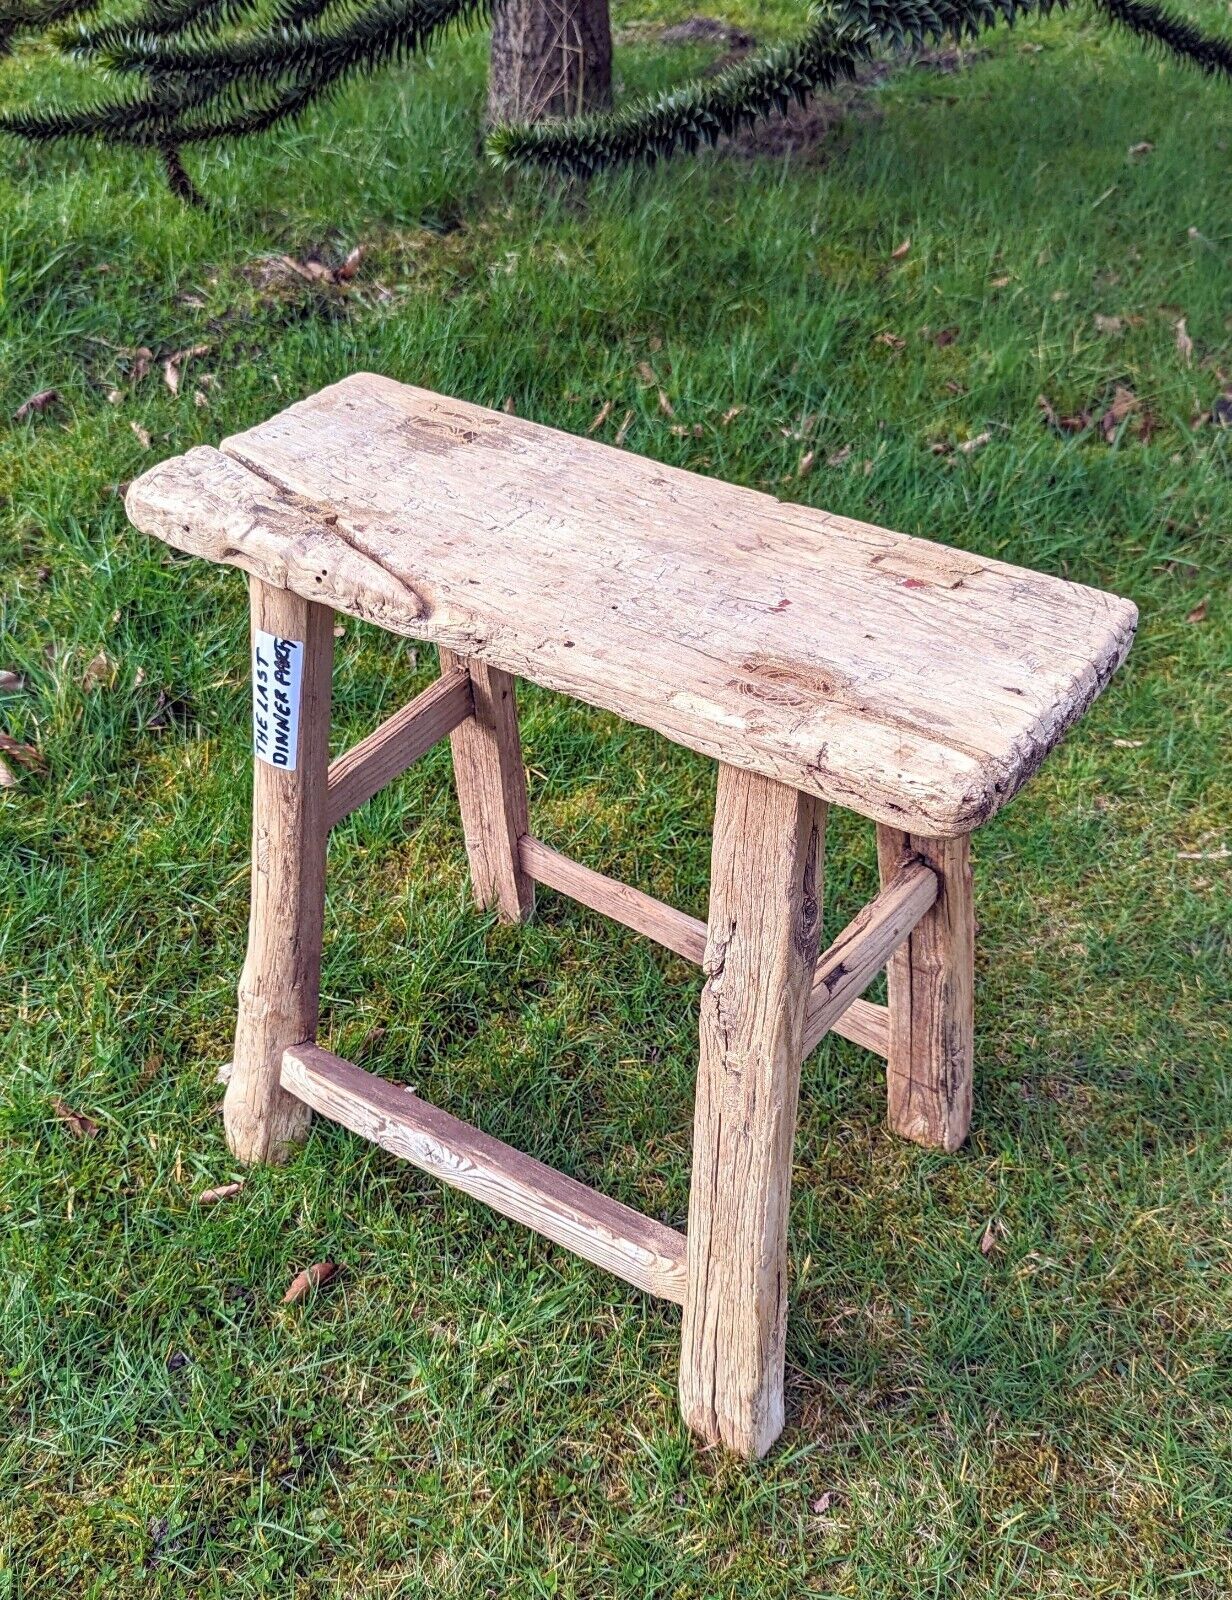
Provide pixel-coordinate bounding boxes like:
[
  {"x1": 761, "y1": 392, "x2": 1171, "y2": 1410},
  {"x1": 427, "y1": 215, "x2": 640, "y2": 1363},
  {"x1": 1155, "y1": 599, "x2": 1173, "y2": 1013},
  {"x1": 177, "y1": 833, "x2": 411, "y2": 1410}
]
[{"x1": 126, "y1": 373, "x2": 1136, "y2": 835}]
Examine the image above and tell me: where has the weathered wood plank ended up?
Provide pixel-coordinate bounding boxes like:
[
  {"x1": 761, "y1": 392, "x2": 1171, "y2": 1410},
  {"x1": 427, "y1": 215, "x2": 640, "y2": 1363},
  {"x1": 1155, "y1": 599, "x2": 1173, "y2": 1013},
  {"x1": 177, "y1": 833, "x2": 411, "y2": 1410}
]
[
  {"x1": 281, "y1": 1044, "x2": 688, "y2": 1303},
  {"x1": 325, "y1": 665, "x2": 473, "y2": 827},
  {"x1": 876, "y1": 827, "x2": 975, "y2": 1152},
  {"x1": 225, "y1": 580, "x2": 333, "y2": 1165},
  {"x1": 800, "y1": 855, "x2": 939, "y2": 1058},
  {"x1": 680, "y1": 767, "x2": 825, "y2": 1458},
  {"x1": 520, "y1": 834, "x2": 888, "y2": 1055},
  {"x1": 440, "y1": 651, "x2": 534, "y2": 922},
  {"x1": 519, "y1": 836, "x2": 706, "y2": 963},
  {"x1": 124, "y1": 378, "x2": 1138, "y2": 835}
]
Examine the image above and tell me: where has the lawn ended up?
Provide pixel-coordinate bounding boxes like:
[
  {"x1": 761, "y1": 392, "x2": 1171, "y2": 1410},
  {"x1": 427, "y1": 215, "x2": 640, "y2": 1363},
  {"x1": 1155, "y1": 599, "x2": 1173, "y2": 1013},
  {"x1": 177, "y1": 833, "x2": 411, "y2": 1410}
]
[{"x1": 1, "y1": 3, "x2": 1229, "y2": 1594}]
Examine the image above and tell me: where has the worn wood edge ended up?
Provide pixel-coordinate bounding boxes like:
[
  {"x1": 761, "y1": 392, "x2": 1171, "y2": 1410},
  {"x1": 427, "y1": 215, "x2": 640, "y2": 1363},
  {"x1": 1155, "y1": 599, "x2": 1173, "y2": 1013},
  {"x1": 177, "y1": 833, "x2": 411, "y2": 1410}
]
[
  {"x1": 325, "y1": 666, "x2": 473, "y2": 828},
  {"x1": 964, "y1": 603, "x2": 1138, "y2": 833},
  {"x1": 800, "y1": 856, "x2": 939, "y2": 1059},
  {"x1": 281, "y1": 1044, "x2": 687, "y2": 1303},
  {"x1": 125, "y1": 447, "x2": 431, "y2": 628},
  {"x1": 520, "y1": 834, "x2": 887, "y2": 1056}
]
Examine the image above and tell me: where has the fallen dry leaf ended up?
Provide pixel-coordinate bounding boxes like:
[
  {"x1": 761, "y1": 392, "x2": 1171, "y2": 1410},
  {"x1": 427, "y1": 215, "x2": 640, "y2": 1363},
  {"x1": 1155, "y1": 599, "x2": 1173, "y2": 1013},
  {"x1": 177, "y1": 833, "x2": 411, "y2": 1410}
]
[
  {"x1": 1175, "y1": 317, "x2": 1194, "y2": 366},
  {"x1": 1100, "y1": 384, "x2": 1138, "y2": 443},
  {"x1": 797, "y1": 448, "x2": 815, "y2": 476},
  {"x1": 826, "y1": 445, "x2": 852, "y2": 467},
  {"x1": 1111, "y1": 737, "x2": 1145, "y2": 748},
  {"x1": 874, "y1": 331, "x2": 906, "y2": 351},
  {"x1": 197, "y1": 1180, "x2": 244, "y2": 1205},
  {"x1": 890, "y1": 237, "x2": 911, "y2": 260},
  {"x1": 669, "y1": 422, "x2": 703, "y2": 438},
  {"x1": 13, "y1": 388, "x2": 59, "y2": 422},
  {"x1": 282, "y1": 1261, "x2": 341, "y2": 1304},
  {"x1": 587, "y1": 399, "x2": 614, "y2": 434},
  {"x1": 958, "y1": 431, "x2": 992, "y2": 454},
  {"x1": 53, "y1": 1099, "x2": 100, "y2": 1138},
  {"x1": 1186, "y1": 596, "x2": 1208, "y2": 623},
  {"x1": 1093, "y1": 314, "x2": 1123, "y2": 337},
  {"x1": 335, "y1": 245, "x2": 364, "y2": 282},
  {"x1": 163, "y1": 343, "x2": 210, "y2": 396},
  {"x1": 130, "y1": 421, "x2": 152, "y2": 449},
  {"x1": 0, "y1": 671, "x2": 23, "y2": 694},
  {"x1": 105, "y1": 387, "x2": 124, "y2": 406},
  {"x1": 811, "y1": 1492, "x2": 834, "y2": 1515},
  {"x1": 979, "y1": 1218, "x2": 1006, "y2": 1257},
  {"x1": 657, "y1": 389, "x2": 675, "y2": 418},
  {"x1": 636, "y1": 361, "x2": 658, "y2": 386},
  {"x1": 614, "y1": 409, "x2": 634, "y2": 447},
  {"x1": 1038, "y1": 394, "x2": 1060, "y2": 429},
  {"x1": 933, "y1": 326, "x2": 959, "y2": 348},
  {"x1": 82, "y1": 649, "x2": 117, "y2": 691},
  {"x1": 989, "y1": 274, "x2": 1012, "y2": 288},
  {"x1": 1128, "y1": 140, "x2": 1154, "y2": 157},
  {"x1": 130, "y1": 347, "x2": 153, "y2": 383},
  {"x1": 0, "y1": 731, "x2": 44, "y2": 772},
  {"x1": 720, "y1": 405, "x2": 743, "y2": 426}
]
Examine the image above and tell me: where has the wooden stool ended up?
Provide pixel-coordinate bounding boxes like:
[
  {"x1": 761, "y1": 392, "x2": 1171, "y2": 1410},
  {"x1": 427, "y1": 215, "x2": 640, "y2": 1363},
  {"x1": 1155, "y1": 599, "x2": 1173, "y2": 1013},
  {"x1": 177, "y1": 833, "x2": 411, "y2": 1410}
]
[{"x1": 126, "y1": 376, "x2": 1136, "y2": 1458}]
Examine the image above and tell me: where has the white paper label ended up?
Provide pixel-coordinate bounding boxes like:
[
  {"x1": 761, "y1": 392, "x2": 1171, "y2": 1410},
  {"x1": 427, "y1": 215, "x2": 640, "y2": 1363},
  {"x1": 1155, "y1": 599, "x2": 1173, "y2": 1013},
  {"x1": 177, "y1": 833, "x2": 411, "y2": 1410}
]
[{"x1": 252, "y1": 630, "x2": 304, "y2": 771}]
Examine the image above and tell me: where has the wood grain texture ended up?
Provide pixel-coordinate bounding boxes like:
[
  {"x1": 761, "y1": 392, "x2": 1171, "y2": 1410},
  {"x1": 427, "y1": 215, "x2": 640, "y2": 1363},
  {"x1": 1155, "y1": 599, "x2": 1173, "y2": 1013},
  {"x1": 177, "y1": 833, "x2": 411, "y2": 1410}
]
[
  {"x1": 800, "y1": 855, "x2": 939, "y2": 1058},
  {"x1": 519, "y1": 835, "x2": 706, "y2": 963},
  {"x1": 225, "y1": 580, "x2": 332, "y2": 1165},
  {"x1": 124, "y1": 376, "x2": 1138, "y2": 836},
  {"x1": 876, "y1": 827, "x2": 975, "y2": 1152},
  {"x1": 680, "y1": 767, "x2": 825, "y2": 1458},
  {"x1": 520, "y1": 835, "x2": 888, "y2": 1055},
  {"x1": 325, "y1": 665, "x2": 473, "y2": 827},
  {"x1": 440, "y1": 651, "x2": 533, "y2": 922},
  {"x1": 281, "y1": 1044, "x2": 688, "y2": 1302}
]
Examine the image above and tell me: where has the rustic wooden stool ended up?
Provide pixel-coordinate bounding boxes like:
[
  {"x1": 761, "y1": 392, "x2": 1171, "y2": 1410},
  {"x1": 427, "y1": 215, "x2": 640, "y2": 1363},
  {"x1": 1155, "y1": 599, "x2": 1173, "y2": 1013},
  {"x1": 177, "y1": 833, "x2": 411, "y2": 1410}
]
[{"x1": 126, "y1": 376, "x2": 1136, "y2": 1458}]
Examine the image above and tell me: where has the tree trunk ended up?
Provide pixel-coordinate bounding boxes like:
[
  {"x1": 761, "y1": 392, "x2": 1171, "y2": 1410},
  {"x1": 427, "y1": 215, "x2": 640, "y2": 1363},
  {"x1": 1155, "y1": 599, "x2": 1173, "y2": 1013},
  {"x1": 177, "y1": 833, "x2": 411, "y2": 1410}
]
[{"x1": 486, "y1": 0, "x2": 612, "y2": 125}]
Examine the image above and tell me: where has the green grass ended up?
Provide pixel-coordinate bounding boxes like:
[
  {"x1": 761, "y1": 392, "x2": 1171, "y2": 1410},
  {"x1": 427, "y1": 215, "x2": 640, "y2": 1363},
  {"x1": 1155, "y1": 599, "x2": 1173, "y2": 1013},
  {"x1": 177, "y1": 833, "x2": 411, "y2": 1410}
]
[{"x1": 1, "y1": 4, "x2": 1229, "y2": 1595}]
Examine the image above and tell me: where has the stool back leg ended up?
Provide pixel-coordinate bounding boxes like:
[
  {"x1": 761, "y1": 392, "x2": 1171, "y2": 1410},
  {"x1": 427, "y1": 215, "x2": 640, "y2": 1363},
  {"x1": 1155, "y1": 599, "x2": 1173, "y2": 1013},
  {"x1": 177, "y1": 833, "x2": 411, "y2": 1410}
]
[
  {"x1": 875, "y1": 827, "x2": 974, "y2": 1152},
  {"x1": 225, "y1": 579, "x2": 334, "y2": 1165},
  {"x1": 441, "y1": 650, "x2": 534, "y2": 923},
  {"x1": 680, "y1": 766, "x2": 826, "y2": 1458}
]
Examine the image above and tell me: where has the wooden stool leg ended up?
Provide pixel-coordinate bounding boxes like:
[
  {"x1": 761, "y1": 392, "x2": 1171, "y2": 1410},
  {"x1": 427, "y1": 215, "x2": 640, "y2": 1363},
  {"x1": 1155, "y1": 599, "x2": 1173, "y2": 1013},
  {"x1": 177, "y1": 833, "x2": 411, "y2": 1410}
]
[
  {"x1": 875, "y1": 826, "x2": 974, "y2": 1153},
  {"x1": 680, "y1": 766, "x2": 825, "y2": 1458},
  {"x1": 225, "y1": 579, "x2": 334, "y2": 1166},
  {"x1": 441, "y1": 650, "x2": 534, "y2": 923}
]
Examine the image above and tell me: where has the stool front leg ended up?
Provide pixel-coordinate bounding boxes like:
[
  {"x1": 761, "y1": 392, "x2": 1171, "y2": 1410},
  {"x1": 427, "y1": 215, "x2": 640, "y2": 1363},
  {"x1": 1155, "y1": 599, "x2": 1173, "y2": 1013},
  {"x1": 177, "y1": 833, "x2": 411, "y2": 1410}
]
[
  {"x1": 225, "y1": 579, "x2": 334, "y2": 1165},
  {"x1": 680, "y1": 766, "x2": 826, "y2": 1458},
  {"x1": 875, "y1": 827, "x2": 974, "y2": 1152}
]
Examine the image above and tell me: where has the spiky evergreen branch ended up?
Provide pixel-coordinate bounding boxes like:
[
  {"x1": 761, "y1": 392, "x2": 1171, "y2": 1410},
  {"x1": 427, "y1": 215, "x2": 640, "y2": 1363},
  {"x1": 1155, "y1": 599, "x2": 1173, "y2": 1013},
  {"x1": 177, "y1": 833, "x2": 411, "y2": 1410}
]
[
  {"x1": 1093, "y1": 0, "x2": 1232, "y2": 79},
  {"x1": 60, "y1": 0, "x2": 344, "y2": 58},
  {"x1": 1, "y1": 0, "x2": 486, "y2": 142},
  {"x1": 3, "y1": 0, "x2": 1232, "y2": 190},
  {"x1": 490, "y1": 0, "x2": 1232, "y2": 174},
  {"x1": 1, "y1": 0, "x2": 102, "y2": 55},
  {"x1": 62, "y1": 0, "x2": 272, "y2": 56},
  {"x1": 490, "y1": 8, "x2": 879, "y2": 175},
  {"x1": 489, "y1": 0, "x2": 1071, "y2": 173}
]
